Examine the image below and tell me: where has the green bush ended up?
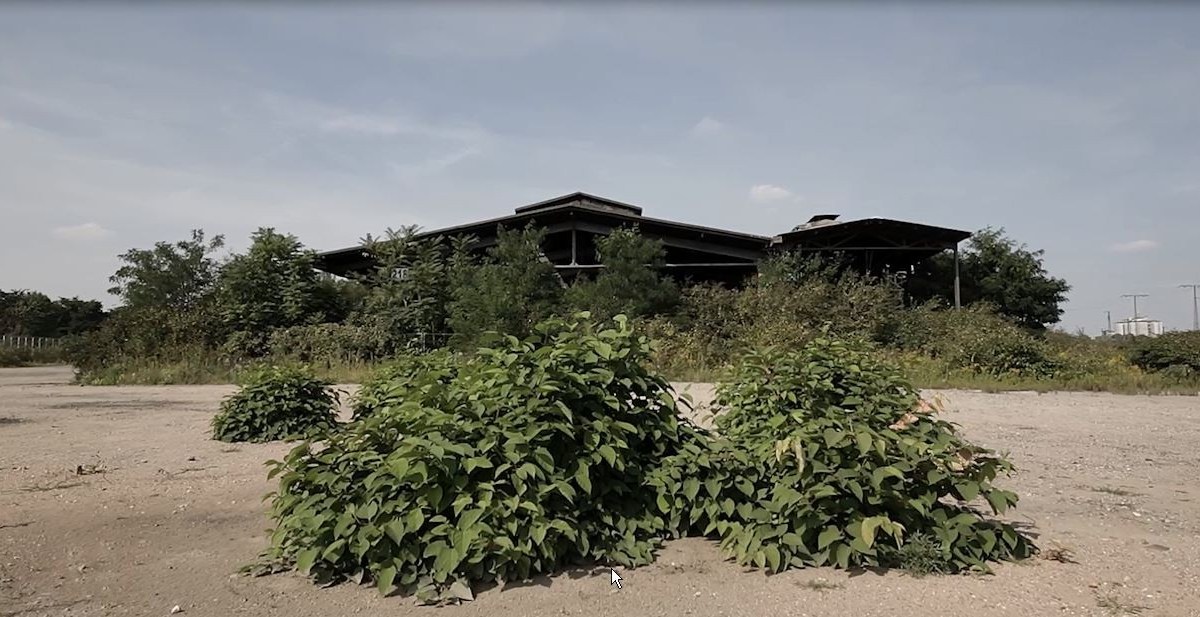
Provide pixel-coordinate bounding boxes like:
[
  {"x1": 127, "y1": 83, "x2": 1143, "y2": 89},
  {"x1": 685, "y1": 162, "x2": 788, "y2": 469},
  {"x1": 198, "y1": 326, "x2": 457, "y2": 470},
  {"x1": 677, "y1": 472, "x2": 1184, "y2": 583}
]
[
  {"x1": 707, "y1": 339, "x2": 1034, "y2": 573},
  {"x1": 350, "y1": 350, "x2": 458, "y2": 420},
  {"x1": 259, "y1": 314, "x2": 702, "y2": 602},
  {"x1": 269, "y1": 323, "x2": 396, "y2": 364},
  {"x1": 891, "y1": 304, "x2": 1060, "y2": 377},
  {"x1": 0, "y1": 345, "x2": 65, "y2": 367},
  {"x1": 1129, "y1": 331, "x2": 1200, "y2": 375},
  {"x1": 211, "y1": 366, "x2": 340, "y2": 443},
  {"x1": 255, "y1": 315, "x2": 1033, "y2": 603},
  {"x1": 648, "y1": 259, "x2": 902, "y2": 378},
  {"x1": 65, "y1": 305, "x2": 224, "y2": 376}
]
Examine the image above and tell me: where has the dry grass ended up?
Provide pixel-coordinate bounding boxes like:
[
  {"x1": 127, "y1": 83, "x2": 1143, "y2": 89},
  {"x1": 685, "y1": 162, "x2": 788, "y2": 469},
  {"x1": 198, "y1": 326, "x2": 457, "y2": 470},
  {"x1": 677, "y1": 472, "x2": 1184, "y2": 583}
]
[
  {"x1": 1088, "y1": 485, "x2": 1140, "y2": 497},
  {"x1": 795, "y1": 578, "x2": 842, "y2": 591},
  {"x1": 1040, "y1": 543, "x2": 1078, "y2": 564},
  {"x1": 1095, "y1": 593, "x2": 1148, "y2": 615}
]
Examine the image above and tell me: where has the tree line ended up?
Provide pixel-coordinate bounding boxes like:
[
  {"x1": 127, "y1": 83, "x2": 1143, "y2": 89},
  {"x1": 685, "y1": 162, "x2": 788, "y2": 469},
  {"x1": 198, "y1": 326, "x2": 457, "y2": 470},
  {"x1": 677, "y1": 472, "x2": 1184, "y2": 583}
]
[{"x1": 4, "y1": 222, "x2": 1071, "y2": 377}]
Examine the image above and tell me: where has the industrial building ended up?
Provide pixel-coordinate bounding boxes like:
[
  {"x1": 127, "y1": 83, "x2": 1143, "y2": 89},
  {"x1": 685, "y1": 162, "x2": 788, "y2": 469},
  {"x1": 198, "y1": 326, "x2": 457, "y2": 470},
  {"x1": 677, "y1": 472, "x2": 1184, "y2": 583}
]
[{"x1": 315, "y1": 192, "x2": 971, "y2": 300}]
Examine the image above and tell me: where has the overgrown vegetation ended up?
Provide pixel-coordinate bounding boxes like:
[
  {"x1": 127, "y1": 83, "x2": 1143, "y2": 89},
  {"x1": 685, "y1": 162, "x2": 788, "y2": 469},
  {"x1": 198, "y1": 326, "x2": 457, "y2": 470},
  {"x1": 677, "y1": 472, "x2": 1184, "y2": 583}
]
[
  {"x1": 211, "y1": 366, "x2": 339, "y2": 443},
  {"x1": 0, "y1": 345, "x2": 66, "y2": 368},
  {"x1": 23, "y1": 219, "x2": 1196, "y2": 394},
  {"x1": 706, "y1": 341, "x2": 1034, "y2": 572},
  {"x1": 254, "y1": 314, "x2": 1033, "y2": 602},
  {"x1": 257, "y1": 315, "x2": 706, "y2": 601}
]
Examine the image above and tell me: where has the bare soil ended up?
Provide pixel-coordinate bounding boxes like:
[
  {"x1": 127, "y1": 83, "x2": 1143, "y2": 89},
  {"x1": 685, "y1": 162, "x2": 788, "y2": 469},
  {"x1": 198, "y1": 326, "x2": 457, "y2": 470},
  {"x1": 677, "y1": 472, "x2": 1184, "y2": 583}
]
[{"x1": 2, "y1": 367, "x2": 1199, "y2": 617}]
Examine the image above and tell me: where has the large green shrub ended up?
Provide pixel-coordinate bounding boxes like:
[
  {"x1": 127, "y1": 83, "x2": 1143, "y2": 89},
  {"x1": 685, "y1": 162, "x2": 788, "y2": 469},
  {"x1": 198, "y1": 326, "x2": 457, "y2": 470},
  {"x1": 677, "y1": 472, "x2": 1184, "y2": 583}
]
[
  {"x1": 259, "y1": 314, "x2": 701, "y2": 601},
  {"x1": 211, "y1": 366, "x2": 339, "y2": 443},
  {"x1": 566, "y1": 227, "x2": 680, "y2": 321},
  {"x1": 708, "y1": 339, "x2": 1034, "y2": 572},
  {"x1": 891, "y1": 304, "x2": 1060, "y2": 377},
  {"x1": 255, "y1": 314, "x2": 1033, "y2": 603},
  {"x1": 650, "y1": 258, "x2": 902, "y2": 377},
  {"x1": 1129, "y1": 331, "x2": 1200, "y2": 375},
  {"x1": 269, "y1": 323, "x2": 396, "y2": 364},
  {"x1": 349, "y1": 350, "x2": 458, "y2": 420}
]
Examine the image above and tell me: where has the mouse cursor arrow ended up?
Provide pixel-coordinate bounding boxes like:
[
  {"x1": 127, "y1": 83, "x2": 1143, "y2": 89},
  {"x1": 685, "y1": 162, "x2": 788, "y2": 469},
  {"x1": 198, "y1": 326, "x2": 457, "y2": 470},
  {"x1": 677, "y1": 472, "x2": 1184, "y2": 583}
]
[{"x1": 610, "y1": 568, "x2": 623, "y2": 590}]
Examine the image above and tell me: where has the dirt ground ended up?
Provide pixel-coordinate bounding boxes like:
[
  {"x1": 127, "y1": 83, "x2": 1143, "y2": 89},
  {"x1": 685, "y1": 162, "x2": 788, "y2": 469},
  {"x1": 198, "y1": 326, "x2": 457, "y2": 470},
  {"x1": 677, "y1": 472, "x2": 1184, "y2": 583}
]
[{"x1": 2, "y1": 367, "x2": 1199, "y2": 617}]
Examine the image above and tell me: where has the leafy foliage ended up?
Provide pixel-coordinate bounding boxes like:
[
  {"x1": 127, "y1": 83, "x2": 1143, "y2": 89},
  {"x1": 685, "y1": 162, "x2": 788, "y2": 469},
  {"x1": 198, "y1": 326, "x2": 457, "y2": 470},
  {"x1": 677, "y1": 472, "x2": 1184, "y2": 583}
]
[
  {"x1": 566, "y1": 227, "x2": 679, "y2": 321},
  {"x1": 349, "y1": 349, "x2": 459, "y2": 420},
  {"x1": 65, "y1": 305, "x2": 224, "y2": 375},
  {"x1": 211, "y1": 365, "x2": 339, "y2": 443},
  {"x1": 890, "y1": 303, "x2": 1061, "y2": 377},
  {"x1": 108, "y1": 229, "x2": 225, "y2": 311},
  {"x1": 351, "y1": 227, "x2": 467, "y2": 344},
  {"x1": 269, "y1": 323, "x2": 395, "y2": 364},
  {"x1": 647, "y1": 256, "x2": 902, "y2": 374},
  {"x1": 447, "y1": 226, "x2": 564, "y2": 346},
  {"x1": 217, "y1": 228, "x2": 331, "y2": 356},
  {"x1": 0, "y1": 290, "x2": 106, "y2": 338},
  {"x1": 1128, "y1": 331, "x2": 1200, "y2": 375},
  {"x1": 257, "y1": 315, "x2": 1032, "y2": 603},
  {"x1": 907, "y1": 228, "x2": 1070, "y2": 330},
  {"x1": 259, "y1": 314, "x2": 701, "y2": 602},
  {"x1": 708, "y1": 338, "x2": 1035, "y2": 573}
]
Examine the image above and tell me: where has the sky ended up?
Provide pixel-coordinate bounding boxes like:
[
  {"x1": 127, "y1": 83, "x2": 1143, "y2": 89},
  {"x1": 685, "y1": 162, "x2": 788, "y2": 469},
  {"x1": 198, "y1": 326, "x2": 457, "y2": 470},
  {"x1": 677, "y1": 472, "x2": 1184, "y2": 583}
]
[{"x1": 1, "y1": 2, "x2": 1199, "y2": 333}]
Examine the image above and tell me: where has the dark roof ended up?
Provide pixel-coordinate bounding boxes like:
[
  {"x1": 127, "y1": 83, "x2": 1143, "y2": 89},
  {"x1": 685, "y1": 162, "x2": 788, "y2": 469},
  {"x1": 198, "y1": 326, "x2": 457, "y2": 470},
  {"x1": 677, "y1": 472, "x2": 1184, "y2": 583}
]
[
  {"x1": 316, "y1": 192, "x2": 771, "y2": 267},
  {"x1": 313, "y1": 193, "x2": 972, "y2": 277},
  {"x1": 774, "y1": 217, "x2": 970, "y2": 250},
  {"x1": 513, "y1": 191, "x2": 643, "y2": 216}
]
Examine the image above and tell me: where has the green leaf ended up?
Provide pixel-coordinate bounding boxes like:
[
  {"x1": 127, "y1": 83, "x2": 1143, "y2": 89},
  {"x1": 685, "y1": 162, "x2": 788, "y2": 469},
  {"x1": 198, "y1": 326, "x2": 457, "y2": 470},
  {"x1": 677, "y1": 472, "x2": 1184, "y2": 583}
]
[
  {"x1": 384, "y1": 520, "x2": 407, "y2": 544},
  {"x1": 376, "y1": 565, "x2": 397, "y2": 595},
  {"x1": 833, "y1": 543, "x2": 851, "y2": 569},
  {"x1": 817, "y1": 526, "x2": 841, "y2": 550},
  {"x1": 855, "y1": 430, "x2": 872, "y2": 457},
  {"x1": 575, "y1": 465, "x2": 592, "y2": 494},
  {"x1": 295, "y1": 548, "x2": 319, "y2": 574},
  {"x1": 955, "y1": 481, "x2": 980, "y2": 501},
  {"x1": 871, "y1": 466, "x2": 903, "y2": 487},
  {"x1": 763, "y1": 545, "x2": 781, "y2": 572},
  {"x1": 448, "y1": 579, "x2": 474, "y2": 602}
]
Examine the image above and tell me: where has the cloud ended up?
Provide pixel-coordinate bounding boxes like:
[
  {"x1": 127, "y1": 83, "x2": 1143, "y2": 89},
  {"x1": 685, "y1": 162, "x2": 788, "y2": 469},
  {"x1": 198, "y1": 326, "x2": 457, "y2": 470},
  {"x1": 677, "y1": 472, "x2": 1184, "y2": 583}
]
[
  {"x1": 317, "y1": 112, "x2": 487, "y2": 144},
  {"x1": 690, "y1": 116, "x2": 725, "y2": 137},
  {"x1": 749, "y1": 184, "x2": 795, "y2": 203},
  {"x1": 52, "y1": 222, "x2": 113, "y2": 240},
  {"x1": 389, "y1": 145, "x2": 483, "y2": 182},
  {"x1": 1110, "y1": 239, "x2": 1159, "y2": 253}
]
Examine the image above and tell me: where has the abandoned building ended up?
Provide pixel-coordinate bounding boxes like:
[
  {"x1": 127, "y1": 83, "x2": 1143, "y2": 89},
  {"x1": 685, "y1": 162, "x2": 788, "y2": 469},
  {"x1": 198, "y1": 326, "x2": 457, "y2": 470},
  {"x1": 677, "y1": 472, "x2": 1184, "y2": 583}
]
[{"x1": 314, "y1": 192, "x2": 970, "y2": 304}]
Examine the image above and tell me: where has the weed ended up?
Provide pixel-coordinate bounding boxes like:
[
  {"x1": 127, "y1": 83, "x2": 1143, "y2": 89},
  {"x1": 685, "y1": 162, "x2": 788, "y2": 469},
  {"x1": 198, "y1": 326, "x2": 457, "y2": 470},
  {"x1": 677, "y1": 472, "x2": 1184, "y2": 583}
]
[
  {"x1": 1039, "y1": 543, "x2": 1078, "y2": 564},
  {"x1": 890, "y1": 533, "x2": 952, "y2": 576},
  {"x1": 1089, "y1": 486, "x2": 1139, "y2": 497},
  {"x1": 22, "y1": 479, "x2": 84, "y2": 493},
  {"x1": 795, "y1": 578, "x2": 842, "y2": 591},
  {"x1": 1095, "y1": 593, "x2": 1148, "y2": 615},
  {"x1": 74, "y1": 463, "x2": 107, "y2": 476}
]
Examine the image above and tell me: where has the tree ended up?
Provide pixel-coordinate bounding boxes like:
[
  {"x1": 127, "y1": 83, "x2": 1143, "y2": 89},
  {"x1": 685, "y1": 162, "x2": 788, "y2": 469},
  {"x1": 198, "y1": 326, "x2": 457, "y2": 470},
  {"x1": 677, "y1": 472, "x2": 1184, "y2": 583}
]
[
  {"x1": 566, "y1": 227, "x2": 679, "y2": 321},
  {"x1": 448, "y1": 226, "x2": 564, "y2": 344},
  {"x1": 46, "y1": 297, "x2": 106, "y2": 337},
  {"x1": 353, "y1": 226, "x2": 462, "y2": 339},
  {"x1": 108, "y1": 229, "x2": 225, "y2": 311},
  {"x1": 216, "y1": 228, "x2": 326, "y2": 354},
  {"x1": 0, "y1": 290, "x2": 54, "y2": 336},
  {"x1": 0, "y1": 290, "x2": 105, "y2": 337},
  {"x1": 907, "y1": 227, "x2": 1070, "y2": 330}
]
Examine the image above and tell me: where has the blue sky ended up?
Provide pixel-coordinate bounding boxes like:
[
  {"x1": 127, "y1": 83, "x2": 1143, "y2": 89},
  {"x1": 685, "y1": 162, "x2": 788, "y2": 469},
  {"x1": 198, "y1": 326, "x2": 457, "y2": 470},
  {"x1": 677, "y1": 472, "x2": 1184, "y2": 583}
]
[{"x1": 2, "y1": 2, "x2": 1198, "y2": 332}]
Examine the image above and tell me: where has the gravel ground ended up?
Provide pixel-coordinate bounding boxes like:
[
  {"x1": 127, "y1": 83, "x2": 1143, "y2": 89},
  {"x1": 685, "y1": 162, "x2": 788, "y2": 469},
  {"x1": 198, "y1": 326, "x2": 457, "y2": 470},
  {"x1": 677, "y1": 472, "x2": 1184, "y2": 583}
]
[{"x1": 2, "y1": 366, "x2": 1199, "y2": 617}]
